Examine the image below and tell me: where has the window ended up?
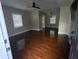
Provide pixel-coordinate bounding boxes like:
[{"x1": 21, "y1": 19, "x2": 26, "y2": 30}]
[
  {"x1": 50, "y1": 15, "x2": 56, "y2": 24},
  {"x1": 12, "y1": 13, "x2": 23, "y2": 28}
]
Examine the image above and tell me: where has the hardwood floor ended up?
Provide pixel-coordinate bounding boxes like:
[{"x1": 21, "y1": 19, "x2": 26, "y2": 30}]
[{"x1": 14, "y1": 31, "x2": 70, "y2": 59}]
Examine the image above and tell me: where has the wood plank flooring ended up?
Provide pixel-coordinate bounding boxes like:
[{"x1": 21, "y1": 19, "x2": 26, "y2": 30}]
[{"x1": 14, "y1": 31, "x2": 70, "y2": 59}]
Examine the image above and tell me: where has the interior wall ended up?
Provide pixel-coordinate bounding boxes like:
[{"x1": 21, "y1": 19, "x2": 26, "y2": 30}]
[
  {"x1": 39, "y1": 11, "x2": 47, "y2": 29},
  {"x1": 45, "y1": 8, "x2": 60, "y2": 28},
  {"x1": 2, "y1": 5, "x2": 60, "y2": 37},
  {"x1": 2, "y1": 5, "x2": 31, "y2": 37},
  {"x1": 50, "y1": 8, "x2": 60, "y2": 28},
  {"x1": 43, "y1": 13, "x2": 49, "y2": 27},
  {"x1": 71, "y1": 8, "x2": 78, "y2": 32},
  {"x1": 2, "y1": 5, "x2": 49, "y2": 36},
  {"x1": 29, "y1": 10, "x2": 48, "y2": 31},
  {"x1": 58, "y1": 6, "x2": 71, "y2": 36},
  {"x1": 30, "y1": 10, "x2": 40, "y2": 31}
]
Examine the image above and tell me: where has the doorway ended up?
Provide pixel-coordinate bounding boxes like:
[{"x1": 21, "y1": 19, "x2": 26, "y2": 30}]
[{"x1": 42, "y1": 15, "x2": 45, "y2": 31}]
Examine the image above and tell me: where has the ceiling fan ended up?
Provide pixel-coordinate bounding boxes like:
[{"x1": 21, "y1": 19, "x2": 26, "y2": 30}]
[
  {"x1": 26, "y1": 0, "x2": 40, "y2": 10},
  {"x1": 32, "y1": 1, "x2": 40, "y2": 9}
]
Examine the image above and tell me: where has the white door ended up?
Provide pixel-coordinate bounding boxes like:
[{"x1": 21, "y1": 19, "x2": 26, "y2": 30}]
[
  {"x1": 0, "y1": 24, "x2": 8, "y2": 59},
  {"x1": 0, "y1": 2, "x2": 13, "y2": 59}
]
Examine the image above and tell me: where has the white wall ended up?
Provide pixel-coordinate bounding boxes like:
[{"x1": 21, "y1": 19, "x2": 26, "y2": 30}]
[
  {"x1": 30, "y1": 10, "x2": 40, "y2": 31},
  {"x1": 49, "y1": 8, "x2": 60, "y2": 28},
  {"x1": 58, "y1": 6, "x2": 71, "y2": 36},
  {"x1": 39, "y1": 11, "x2": 47, "y2": 29}
]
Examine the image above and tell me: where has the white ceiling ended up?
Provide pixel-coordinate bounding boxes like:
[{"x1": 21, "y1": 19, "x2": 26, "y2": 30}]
[{"x1": 0, "y1": 0, "x2": 74, "y2": 11}]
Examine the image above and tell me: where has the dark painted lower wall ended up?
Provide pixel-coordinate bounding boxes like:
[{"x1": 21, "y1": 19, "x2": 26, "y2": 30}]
[
  {"x1": 45, "y1": 27, "x2": 58, "y2": 36},
  {"x1": 9, "y1": 31, "x2": 30, "y2": 58},
  {"x1": 9, "y1": 30, "x2": 42, "y2": 58}
]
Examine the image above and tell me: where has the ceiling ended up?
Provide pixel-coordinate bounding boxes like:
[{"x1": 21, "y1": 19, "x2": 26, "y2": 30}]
[{"x1": 0, "y1": 0, "x2": 74, "y2": 11}]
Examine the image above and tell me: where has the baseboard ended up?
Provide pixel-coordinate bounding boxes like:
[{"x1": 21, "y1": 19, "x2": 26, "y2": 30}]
[
  {"x1": 30, "y1": 28, "x2": 42, "y2": 31},
  {"x1": 9, "y1": 28, "x2": 42, "y2": 37},
  {"x1": 58, "y1": 32, "x2": 69, "y2": 35},
  {"x1": 9, "y1": 30, "x2": 30, "y2": 37},
  {"x1": 58, "y1": 32, "x2": 71, "y2": 39}
]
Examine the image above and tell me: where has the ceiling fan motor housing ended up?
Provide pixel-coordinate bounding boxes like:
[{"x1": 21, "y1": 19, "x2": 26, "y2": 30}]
[
  {"x1": 32, "y1": 2, "x2": 40, "y2": 9},
  {"x1": 32, "y1": 2, "x2": 36, "y2": 7}
]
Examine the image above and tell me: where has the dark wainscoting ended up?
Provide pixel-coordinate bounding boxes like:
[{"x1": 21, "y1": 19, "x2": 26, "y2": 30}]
[
  {"x1": 9, "y1": 30, "x2": 42, "y2": 58},
  {"x1": 9, "y1": 31, "x2": 30, "y2": 58},
  {"x1": 45, "y1": 27, "x2": 58, "y2": 36}
]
